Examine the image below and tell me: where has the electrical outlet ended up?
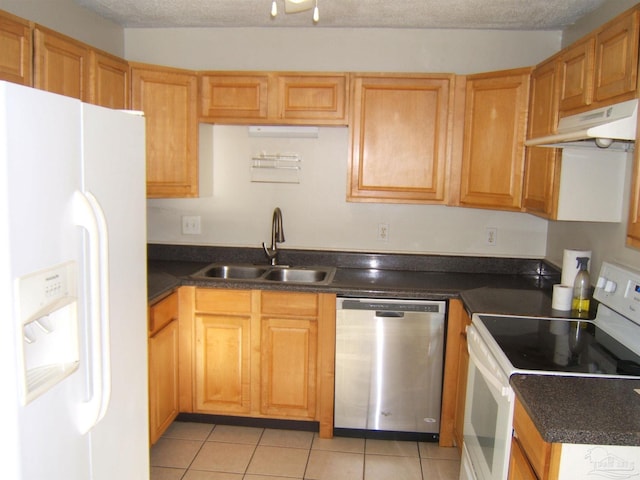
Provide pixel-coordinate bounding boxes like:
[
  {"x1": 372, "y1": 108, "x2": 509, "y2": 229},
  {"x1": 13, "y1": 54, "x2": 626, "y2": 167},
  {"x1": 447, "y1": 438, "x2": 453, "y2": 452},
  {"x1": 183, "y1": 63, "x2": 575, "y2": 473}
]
[
  {"x1": 378, "y1": 223, "x2": 389, "y2": 242},
  {"x1": 486, "y1": 227, "x2": 497, "y2": 246},
  {"x1": 182, "y1": 215, "x2": 201, "y2": 235}
]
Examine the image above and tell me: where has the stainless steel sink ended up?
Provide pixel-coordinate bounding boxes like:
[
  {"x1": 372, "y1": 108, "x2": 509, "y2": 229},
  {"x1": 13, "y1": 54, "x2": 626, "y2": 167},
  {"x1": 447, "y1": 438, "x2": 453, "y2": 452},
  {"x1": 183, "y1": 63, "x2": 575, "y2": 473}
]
[
  {"x1": 263, "y1": 267, "x2": 329, "y2": 283},
  {"x1": 191, "y1": 264, "x2": 336, "y2": 285},
  {"x1": 196, "y1": 264, "x2": 268, "y2": 279}
]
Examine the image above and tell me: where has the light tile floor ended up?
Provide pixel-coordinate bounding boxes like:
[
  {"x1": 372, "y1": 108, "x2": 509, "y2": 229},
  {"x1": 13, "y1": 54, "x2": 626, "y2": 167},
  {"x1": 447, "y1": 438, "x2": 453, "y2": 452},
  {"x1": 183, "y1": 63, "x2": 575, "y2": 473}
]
[{"x1": 150, "y1": 421, "x2": 461, "y2": 480}]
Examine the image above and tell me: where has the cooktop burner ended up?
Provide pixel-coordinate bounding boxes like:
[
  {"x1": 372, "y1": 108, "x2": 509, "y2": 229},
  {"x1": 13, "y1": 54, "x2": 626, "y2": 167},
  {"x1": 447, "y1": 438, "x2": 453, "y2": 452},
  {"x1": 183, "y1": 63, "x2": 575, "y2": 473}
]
[{"x1": 476, "y1": 315, "x2": 640, "y2": 377}]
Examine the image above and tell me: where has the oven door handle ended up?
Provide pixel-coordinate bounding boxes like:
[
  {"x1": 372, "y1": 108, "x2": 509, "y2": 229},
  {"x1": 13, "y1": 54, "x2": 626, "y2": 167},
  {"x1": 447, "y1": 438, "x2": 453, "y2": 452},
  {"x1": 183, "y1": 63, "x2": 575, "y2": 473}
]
[{"x1": 467, "y1": 328, "x2": 513, "y2": 399}]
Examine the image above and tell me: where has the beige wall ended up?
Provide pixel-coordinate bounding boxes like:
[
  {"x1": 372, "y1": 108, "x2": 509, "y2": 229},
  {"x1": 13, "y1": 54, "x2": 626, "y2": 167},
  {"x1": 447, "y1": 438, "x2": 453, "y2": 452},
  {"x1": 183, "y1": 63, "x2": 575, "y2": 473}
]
[
  {"x1": 124, "y1": 27, "x2": 559, "y2": 74},
  {"x1": 0, "y1": 0, "x2": 124, "y2": 56},
  {"x1": 147, "y1": 125, "x2": 549, "y2": 257}
]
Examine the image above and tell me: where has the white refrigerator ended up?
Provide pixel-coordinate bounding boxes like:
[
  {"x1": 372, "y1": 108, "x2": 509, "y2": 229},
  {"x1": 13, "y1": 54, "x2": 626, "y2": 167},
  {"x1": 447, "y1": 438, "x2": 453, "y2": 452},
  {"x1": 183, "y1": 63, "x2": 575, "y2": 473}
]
[{"x1": 0, "y1": 81, "x2": 150, "y2": 479}]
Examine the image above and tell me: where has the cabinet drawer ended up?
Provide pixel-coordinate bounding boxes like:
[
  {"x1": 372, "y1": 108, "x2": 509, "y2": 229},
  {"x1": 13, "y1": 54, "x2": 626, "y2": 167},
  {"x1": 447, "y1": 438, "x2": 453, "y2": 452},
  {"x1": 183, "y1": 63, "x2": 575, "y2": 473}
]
[
  {"x1": 261, "y1": 291, "x2": 318, "y2": 317},
  {"x1": 195, "y1": 288, "x2": 252, "y2": 313},
  {"x1": 149, "y1": 292, "x2": 178, "y2": 336},
  {"x1": 513, "y1": 398, "x2": 551, "y2": 479}
]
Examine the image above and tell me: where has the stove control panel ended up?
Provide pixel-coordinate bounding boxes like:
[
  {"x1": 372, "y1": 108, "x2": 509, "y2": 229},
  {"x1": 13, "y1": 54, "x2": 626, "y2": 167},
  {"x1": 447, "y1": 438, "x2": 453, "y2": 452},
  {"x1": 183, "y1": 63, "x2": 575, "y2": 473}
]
[{"x1": 595, "y1": 261, "x2": 640, "y2": 325}]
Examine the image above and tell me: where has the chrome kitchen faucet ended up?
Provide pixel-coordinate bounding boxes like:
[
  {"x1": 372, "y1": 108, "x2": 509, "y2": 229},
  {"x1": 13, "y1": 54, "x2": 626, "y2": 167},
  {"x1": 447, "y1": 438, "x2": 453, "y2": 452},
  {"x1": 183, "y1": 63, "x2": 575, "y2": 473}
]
[{"x1": 263, "y1": 207, "x2": 285, "y2": 265}]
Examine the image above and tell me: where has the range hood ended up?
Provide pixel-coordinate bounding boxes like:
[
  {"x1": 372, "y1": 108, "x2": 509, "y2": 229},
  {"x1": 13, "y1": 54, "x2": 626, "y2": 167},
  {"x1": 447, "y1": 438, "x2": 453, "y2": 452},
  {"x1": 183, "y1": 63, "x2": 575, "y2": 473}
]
[{"x1": 525, "y1": 98, "x2": 638, "y2": 148}]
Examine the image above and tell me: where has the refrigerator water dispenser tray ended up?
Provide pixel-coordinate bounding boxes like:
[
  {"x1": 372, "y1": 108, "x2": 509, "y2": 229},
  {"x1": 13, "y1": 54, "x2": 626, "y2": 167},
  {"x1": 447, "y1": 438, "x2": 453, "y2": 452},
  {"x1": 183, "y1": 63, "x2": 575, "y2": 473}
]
[{"x1": 15, "y1": 261, "x2": 80, "y2": 404}]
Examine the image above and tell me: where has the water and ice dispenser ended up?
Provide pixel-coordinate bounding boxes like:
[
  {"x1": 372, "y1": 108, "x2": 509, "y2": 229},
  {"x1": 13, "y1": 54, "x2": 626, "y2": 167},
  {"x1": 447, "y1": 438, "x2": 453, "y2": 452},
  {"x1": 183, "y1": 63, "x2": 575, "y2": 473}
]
[{"x1": 15, "y1": 261, "x2": 80, "y2": 404}]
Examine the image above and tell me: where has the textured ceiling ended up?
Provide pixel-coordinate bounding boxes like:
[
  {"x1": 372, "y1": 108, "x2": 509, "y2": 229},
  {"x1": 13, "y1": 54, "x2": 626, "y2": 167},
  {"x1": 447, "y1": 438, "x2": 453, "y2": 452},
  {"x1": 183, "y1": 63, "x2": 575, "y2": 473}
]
[{"x1": 74, "y1": 0, "x2": 608, "y2": 29}]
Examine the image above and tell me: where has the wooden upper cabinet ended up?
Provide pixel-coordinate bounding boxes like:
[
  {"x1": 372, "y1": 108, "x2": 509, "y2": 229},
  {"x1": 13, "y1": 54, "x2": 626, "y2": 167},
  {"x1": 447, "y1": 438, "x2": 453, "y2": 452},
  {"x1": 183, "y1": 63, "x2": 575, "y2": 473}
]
[
  {"x1": 459, "y1": 68, "x2": 531, "y2": 211},
  {"x1": 558, "y1": 37, "x2": 595, "y2": 114},
  {"x1": 89, "y1": 49, "x2": 129, "y2": 109},
  {"x1": 523, "y1": 58, "x2": 560, "y2": 218},
  {"x1": 527, "y1": 57, "x2": 559, "y2": 140},
  {"x1": 199, "y1": 71, "x2": 348, "y2": 125},
  {"x1": 200, "y1": 73, "x2": 269, "y2": 120},
  {"x1": 131, "y1": 63, "x2": 199, "y2": 198},
  {"x1": 627, "y1": 111, "x2": 640, "y2": 248},
  {"x1": 559, "y1": 6, "x2": 640, "y2": 115},
  {"x1": 593, "y1": 7, "x2": 640, "y2": 105},
  {"x1": 0, "y1": 10, "x2": 32, "y2": 86},
  {"x1": 522, "y1": 148, "x2": 560, "y2": 218},
  {"x1": 348, "y1": 74, "x2": 455, "y2": 204},
  {"x1": 34, "y1": 26, "x2": 90, "y2": 101},
  {"x1": 276, "y1": 74, "x2": 347, "y2": 123}
]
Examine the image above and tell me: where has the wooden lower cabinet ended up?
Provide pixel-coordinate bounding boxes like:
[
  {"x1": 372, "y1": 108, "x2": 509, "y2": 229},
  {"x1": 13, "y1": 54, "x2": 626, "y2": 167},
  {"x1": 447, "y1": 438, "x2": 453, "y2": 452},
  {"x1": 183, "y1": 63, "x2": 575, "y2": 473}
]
[
  {"x1": 186, "y1": 287, "x2": 336, "y2": 436},
  {"x1": 261, "y1": 298, "x2": 318, "y2": 418},
  {"x1": 148, "y1": 292, "x2": 180, "y2": 445},
  {"x1": 439, "y1": 298, "x2": 471, "y2": 451},
  {"x1": 509, "y1": 398, "x2": 561, "y2": 480},
  {"x1": 509, "y1": 437, "x2": 538, "y2": 480},
  {"x1": 195, "y1": 312, "x2": 252, "y2": 414}
]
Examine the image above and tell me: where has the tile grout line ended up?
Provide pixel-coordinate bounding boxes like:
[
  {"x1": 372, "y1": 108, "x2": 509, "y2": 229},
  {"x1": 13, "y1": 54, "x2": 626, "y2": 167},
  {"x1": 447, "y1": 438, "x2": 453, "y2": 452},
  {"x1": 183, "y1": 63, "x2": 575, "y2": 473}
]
[{"x1": 241, "y1": 427, "x2": 266, "y2": 478}]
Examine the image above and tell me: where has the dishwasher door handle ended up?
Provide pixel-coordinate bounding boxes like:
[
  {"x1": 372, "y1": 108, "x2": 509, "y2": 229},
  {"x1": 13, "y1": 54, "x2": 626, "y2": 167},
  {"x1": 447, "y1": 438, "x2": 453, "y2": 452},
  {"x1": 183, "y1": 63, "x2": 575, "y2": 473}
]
[{"x1": 375, "y1": 311, "x2": 405, "y2": 318}]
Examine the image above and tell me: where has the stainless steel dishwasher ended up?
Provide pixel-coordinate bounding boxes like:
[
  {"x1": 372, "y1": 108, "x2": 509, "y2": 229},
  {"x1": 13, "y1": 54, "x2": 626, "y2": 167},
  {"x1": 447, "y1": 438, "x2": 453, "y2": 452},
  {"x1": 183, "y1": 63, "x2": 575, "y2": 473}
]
[{"x1": 334, "y1": 297, "x2": 446, "y2": 441}]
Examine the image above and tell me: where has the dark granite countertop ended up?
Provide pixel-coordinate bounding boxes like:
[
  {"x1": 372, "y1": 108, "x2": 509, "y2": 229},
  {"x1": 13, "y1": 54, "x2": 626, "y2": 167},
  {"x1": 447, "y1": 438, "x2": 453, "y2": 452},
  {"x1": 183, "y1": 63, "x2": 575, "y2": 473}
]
[
  {"x1": 147, "y1": 244, "x2": 558, "y2": 306},
  {"x1": 148, "y1": 244, "x2": 640, "y2": 447},
  {"x1": 511, "y1": 375, "x2": 640, "y2": 446}
]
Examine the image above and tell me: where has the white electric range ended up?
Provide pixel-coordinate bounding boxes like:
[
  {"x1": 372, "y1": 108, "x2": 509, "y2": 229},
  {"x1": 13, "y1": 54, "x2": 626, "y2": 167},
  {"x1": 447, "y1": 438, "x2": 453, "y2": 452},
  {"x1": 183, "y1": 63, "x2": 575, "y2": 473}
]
[{"x1": 460, "y1": 261, "x2": 640, "y2": 480}]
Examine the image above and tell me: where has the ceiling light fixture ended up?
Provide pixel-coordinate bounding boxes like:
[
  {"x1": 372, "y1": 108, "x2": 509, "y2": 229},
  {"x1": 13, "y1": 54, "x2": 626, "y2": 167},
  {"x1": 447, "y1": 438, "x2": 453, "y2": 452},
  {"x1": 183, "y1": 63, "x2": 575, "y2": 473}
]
[{"x1": 270, "y1": 0, "x2": 319, "y2": 23}]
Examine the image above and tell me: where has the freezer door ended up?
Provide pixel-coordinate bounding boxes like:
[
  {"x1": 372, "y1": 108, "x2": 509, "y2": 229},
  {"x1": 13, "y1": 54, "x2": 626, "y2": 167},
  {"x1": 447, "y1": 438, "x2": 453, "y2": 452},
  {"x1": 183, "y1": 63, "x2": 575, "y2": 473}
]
[{"x1": 0, "y1": 81, "x2": 91, "y2": 479}]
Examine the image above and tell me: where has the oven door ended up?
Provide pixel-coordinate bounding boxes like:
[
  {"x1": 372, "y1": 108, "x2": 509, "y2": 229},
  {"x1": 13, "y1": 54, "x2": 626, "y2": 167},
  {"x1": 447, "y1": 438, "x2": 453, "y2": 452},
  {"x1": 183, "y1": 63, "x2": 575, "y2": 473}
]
[{"x1": 460, "y1": 324, "x2": 515, "y2": 480}]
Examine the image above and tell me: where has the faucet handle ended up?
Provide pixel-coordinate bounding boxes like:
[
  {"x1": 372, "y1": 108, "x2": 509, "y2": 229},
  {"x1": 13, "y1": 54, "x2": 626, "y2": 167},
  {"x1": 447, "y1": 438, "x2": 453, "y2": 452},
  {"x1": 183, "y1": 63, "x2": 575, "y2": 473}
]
[{"x1": 262, "y1": 242, "x2": 278, "y2": 265}]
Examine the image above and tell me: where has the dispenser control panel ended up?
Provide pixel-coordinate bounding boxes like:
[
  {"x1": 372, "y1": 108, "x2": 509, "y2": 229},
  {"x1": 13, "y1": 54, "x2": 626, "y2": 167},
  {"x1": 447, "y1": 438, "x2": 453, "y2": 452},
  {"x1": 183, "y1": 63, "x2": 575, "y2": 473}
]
[{"x1": 15, "y1": 261, "x2": 79, "y2": 404}]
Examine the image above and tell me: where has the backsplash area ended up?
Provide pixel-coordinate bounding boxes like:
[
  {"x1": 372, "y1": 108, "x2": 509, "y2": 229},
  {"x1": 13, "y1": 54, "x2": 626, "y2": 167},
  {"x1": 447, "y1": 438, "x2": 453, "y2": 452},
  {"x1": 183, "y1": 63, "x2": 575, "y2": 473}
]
[{"x1": 147, "y1": 125, "x2": 548, "y2": 258}]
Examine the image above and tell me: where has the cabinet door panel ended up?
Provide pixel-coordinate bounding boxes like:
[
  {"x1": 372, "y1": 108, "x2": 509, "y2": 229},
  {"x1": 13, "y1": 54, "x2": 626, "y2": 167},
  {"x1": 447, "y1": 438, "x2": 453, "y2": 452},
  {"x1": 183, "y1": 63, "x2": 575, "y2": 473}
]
[
  {"x1": 34, "y1": 27, "x2": 89, "y2": 101},
  {"x1": 527, "y1": 59, "x2": 559, "y2": 139},
  {"x1": 277, "y1": 74, "x2": 348, "y2": 123},
  {"x1": 200, "y1": 73, "x2": 269, "y2": 120},
  {"x1": 523, "y1": 147, "x2": 559, "y2": 218},
  {"x1": 149, "y1": 319, "x2": 179, "y2": 445},
  {"x1": 349, "y1": 75, "x2": 452, "y2": 203},
  {"x1": 594, "y1": 9, "x2": 639, "y2": 104},
  {"x1": 627, "y1": 124, "x2": 640, "y2": 247},
  {"x1": 89, "y1": 50, "x2": 129, "y2": 109},
  {"x1": 0, "y1": 11, "x2": 32, "y2": 86},
  {"x1": 132, "y1": 65, "x2": 198, "y2": 198},
  {"x1": 508, "y1": 438, "x2": 538, "y2": 480},
  {"x1": 261, "y1": 317, "x2": 317, "y2": 418},
  {"x1": 195, "y1": 314, "x2": 251, "y2": 414},
  {"x1": 558, "y1": 37, "x2": 595, "y2": 113},
  {"x1": 460, "y1": 69, "x2": 530, "y2": 210}
]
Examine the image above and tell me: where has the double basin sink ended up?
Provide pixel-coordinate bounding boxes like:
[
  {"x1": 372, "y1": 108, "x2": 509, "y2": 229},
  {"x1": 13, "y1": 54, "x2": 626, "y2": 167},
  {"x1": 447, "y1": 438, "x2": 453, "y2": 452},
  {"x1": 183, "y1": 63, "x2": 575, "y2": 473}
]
[{"x1": 191, "y1": 263, "x2": 336, "y2": 286}]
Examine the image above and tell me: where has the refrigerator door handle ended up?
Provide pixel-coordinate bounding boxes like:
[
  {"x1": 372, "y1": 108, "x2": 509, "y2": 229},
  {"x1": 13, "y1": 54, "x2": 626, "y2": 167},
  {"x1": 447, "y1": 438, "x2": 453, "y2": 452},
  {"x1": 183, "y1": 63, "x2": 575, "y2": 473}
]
[{"x1": 72, "y1": 190, "x2": 112, "y2": 433}]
